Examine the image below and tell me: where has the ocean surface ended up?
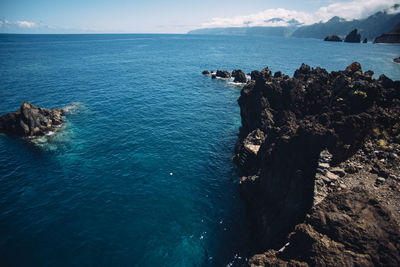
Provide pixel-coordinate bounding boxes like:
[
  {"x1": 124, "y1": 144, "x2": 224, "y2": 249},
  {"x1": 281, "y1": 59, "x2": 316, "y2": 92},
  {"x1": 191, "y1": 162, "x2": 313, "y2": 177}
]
[{"x1": 0, "y1": 34, "x2": 399, "y2": 267}]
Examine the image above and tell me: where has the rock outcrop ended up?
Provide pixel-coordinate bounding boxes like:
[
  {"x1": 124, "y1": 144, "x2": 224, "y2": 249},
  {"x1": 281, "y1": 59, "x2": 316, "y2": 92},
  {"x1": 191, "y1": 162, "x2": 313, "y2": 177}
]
[
  {"x1": 344, "y1": 29, "x2": 361, "y2": 43},
  {"x1": 234, "y1": 62, "x2": 400, "y2": 266},
  {"x1": 394, "y1": 57, "x2": 400, "y2": 63},
  {"x1": 216, "y1": 70, "x2": 231, "y2": 78},
  {"x1": 0, "y1": 102, "x2": 64, "y2": 137},
  {"x1": 374, "y1": 22, "x2": 400, "y2": 43},
  {"x1": 324, "y1": 35, "x2": 342, "y2": 42},
  {"x1": 232, "y1": 69, "x2": 247, "y2": 83},
  {"x1": 202, "y1": 70, "x2": 210, "y2": 75}
]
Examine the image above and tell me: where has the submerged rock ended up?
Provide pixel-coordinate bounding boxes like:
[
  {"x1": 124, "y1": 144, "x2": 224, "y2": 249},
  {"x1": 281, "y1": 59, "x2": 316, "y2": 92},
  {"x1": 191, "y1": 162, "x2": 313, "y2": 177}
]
[
  {"x1": 232, "y1": 69, "x2": 247, "y2": 83},
  {"x1": 324, "y1": 35, "x2": 342, "y2": 42},
  {"x1": 202, "y1": 70, "x2": 210, "y2": 75},
  {"x1": 0, "y1": 102, "x2": 64, "y2": 137},
  {"x1": 344, "y1": 29, "x2": 361, "y2": 43}
]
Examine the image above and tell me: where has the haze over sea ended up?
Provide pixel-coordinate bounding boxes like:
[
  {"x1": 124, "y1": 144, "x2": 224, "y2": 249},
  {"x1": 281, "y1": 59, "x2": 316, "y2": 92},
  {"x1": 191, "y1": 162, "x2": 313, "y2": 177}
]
[{"x1": 0, "y1": 34, "x2": 399, "y2": 266}]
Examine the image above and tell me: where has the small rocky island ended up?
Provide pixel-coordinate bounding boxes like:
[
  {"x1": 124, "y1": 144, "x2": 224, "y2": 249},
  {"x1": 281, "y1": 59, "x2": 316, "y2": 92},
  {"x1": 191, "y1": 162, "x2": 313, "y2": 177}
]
[
  {"x1": 344, "y1": 29, "x2": 361, "y2": 43},
  {"x1": 222, "y1": 63, "x2": 400, "y2": 265},
  {"x1": 0, "y1": 102, "x2": 64, "y2": 137},
  {"x1": 324, "y1": 35, "x2": 342, "y2": 42}
]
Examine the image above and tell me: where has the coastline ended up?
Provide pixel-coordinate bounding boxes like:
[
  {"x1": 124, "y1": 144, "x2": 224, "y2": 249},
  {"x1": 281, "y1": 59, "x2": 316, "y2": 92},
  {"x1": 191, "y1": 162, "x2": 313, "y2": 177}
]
[{"x1": 232, "y1": 63, "x2": 400, "y2": 265}]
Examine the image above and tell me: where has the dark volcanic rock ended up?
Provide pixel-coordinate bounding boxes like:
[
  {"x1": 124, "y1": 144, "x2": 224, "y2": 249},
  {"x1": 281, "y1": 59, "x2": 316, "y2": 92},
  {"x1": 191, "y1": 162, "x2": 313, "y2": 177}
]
[
  {"x1": 394, "y1": 57, "x2": 400, "y2": 63},
  {"x1": 374, "y1": 22, "x2": 400, "y2": 43},
  {"x1": 216, "y1": 70, "x2": 231, "y2": 78},
  {"x1": 202, "y1": 70, "x2": 210, "y2": 75},
  {"x1": 344, "y1": 29, "x2": 361, "y2": 43},
  {"x1": 363, "y1": 38, "x2": 368, "y2": 43},
  {"x1": 232, "y1": 69, "x2": 247, "y2": 83},
  {"x1": 0, "y1": 102, "x2": 64, "y2": 137},
  {"x1": 234, "y1": 62, "x2": 400, "y2": 265},
  {"x1": 324, "y1": 35, "x2": 342, "y2": 42},
  {"x1": 250, "y1": 188, "x2": 400, "y2": 266}
]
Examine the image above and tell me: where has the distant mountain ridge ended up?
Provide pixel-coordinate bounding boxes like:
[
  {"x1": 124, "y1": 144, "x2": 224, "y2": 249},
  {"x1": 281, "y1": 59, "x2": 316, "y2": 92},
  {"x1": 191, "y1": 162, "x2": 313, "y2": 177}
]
[
  {"x1": 292, "y1": 11, "x2": 400, "y2": 40},
  {"x1": 188, "y1": 10, "x2": 400, "y2": 41}
]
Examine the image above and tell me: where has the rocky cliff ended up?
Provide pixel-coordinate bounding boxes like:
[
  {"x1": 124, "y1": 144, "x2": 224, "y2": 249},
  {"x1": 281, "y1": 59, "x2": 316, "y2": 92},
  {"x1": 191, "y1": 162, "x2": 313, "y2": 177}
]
[
  {"x1": 374, "y1": 22, "x2": 400, "y2": 43},
  {"x1": 234, "y1": 63, "x2": 400, "y2": 266},
  {"x1": 344, "y1": 29, "x2": 361, "y2": 43}
]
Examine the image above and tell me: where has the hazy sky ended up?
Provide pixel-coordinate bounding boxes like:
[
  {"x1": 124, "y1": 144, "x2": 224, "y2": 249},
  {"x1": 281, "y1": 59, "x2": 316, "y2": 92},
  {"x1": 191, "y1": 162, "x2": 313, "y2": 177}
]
[{"x1": 0, "y1": 0, "x2": 398, "y2": 33}]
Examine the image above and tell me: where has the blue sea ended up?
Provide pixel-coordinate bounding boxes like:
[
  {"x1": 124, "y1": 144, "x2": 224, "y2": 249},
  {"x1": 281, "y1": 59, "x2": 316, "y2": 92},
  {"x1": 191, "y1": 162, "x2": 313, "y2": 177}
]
[{"x1": 0, "y1": 34, "x2": 399, "y2": 266}]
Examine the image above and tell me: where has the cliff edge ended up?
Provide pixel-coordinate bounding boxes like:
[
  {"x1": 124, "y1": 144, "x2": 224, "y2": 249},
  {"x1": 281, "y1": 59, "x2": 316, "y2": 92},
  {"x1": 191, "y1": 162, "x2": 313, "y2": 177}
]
[{"x1": 234, "y1": 63, "x2": 400, "y2": 266}]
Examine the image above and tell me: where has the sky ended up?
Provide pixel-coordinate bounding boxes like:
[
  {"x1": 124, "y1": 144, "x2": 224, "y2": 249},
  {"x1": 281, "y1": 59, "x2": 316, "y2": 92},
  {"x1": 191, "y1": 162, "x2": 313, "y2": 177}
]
[{"x1": 0, "y1": 0, "x2": 399, "y2": 33}]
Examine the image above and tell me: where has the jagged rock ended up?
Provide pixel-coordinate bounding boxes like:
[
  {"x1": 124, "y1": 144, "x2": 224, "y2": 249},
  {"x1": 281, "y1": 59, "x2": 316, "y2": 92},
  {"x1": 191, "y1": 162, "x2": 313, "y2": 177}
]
[
  {"x1": 374, "y1": 22, "x2": 400, "y2": 44},
  {"x1": 324, "y1": 35, "x2": 342, "y2": 42},
  {"x1": 216, "y1": 70, "x2": 231, "y2": 78},
  {"x1": 252, "y1": 188, "x2": 400, "y2": 266},
  {"x1": 330, "y1": 167, "x2": 346, "y2": 177},
  {"x1": 274, "y1": 71, "x2": 282, "y2": 78},
  {"x1": 202, "y1": 70, "x2": 210, "y2": 75},
  {"x1": 344, "y1": 29, "x2": 361, "y2": 43},
  {"x1": 232, "y1": 69, "x2": 247, "y2": 83},
  {"x1": 0, "y1": 102, "x2": 64, "y2": 137},
  {"x1": 363, "y1": 38, "x2": 368, "y2": 43},
  {"x1": 234, "y1": 62, "x2": 400, "y2": 265}
]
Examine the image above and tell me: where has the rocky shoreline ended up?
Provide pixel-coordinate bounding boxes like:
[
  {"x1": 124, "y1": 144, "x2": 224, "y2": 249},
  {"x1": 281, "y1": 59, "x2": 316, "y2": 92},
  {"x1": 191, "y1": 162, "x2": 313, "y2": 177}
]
[
  {"x1": 0, "y1": 102, "x2": 65, "y2": 137},
  {"x1": 230, "y1": 63, "x2": 400, "y2": 266}
]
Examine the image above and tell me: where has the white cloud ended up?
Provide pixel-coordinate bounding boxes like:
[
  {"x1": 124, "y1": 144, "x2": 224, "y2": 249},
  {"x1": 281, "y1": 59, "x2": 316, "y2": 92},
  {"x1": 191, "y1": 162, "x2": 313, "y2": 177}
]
[
  {"x1": 0, "y1": 19, "x2": 37, "y2": 28},
  {"x1": 197, "y1": 0, "x2": 399, "y2": 29},
  {"x1": 15, "y1": 21, "x2": 37, "y2": 28},
  {"x1": 315, "y1": 0, "x2": 399, "y2": 21}
]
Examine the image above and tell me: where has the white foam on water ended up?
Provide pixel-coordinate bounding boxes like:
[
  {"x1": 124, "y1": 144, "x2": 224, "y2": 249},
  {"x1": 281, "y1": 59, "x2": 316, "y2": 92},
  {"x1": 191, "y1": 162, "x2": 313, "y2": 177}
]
[
  {"x1": 227, "y1": 81, "x2": 246, "y2": 87},
  {"x1": 63, "y1": 102, "x2": 85, "y2": 115}
]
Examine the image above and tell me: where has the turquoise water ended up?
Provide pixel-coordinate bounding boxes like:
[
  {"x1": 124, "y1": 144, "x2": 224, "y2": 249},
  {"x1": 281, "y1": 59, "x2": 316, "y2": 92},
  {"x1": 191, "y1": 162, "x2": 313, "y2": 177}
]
[{"x1": 0, "y1": 34, "x2": 399, "y2": 266}]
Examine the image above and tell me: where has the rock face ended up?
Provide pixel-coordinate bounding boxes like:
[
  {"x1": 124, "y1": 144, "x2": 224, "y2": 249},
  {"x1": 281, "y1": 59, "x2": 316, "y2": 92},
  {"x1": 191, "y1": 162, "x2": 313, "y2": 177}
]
[
  {"x1": 374, "y1": 22, "x2": 400, "y2": 43},
  {"x1": 0, "y1": 102, "x2": 64, "y2": 137},
  {"x1": 344, "y1": 29, "x2": 361, "y2": 43},
  {"x1": 232, "y1": 69, "x2": 247, "y2": 83},
  {"x1": 216, "y1": 70, "x2": 231, "y2": 78},
  {"x1": 234, "y1": 62, "x2": 400, "y2": 266},
  {"x1": 324, "y1": 35, "x2": 342, "y2": 42},
  {"x1": 250, "y1": 188, "x2": 400, "y2": 266}
]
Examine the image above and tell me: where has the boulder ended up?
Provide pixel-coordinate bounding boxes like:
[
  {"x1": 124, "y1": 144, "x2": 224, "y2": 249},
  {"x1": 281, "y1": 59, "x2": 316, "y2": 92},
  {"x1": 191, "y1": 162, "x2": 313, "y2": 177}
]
[
  {"x1": 202, "y1": 70, "x2": 210, "y2": 75},
  {"x1": 344, "y1": 29, "x2": 361, "y2": 43},
  {"x1": 232, "y1": 69, "x2": 247, "y2": 83},
  {"x1": 215, "y1": 70, "x2": 231, "y2": 78},
  {"x1": 324, "y1": 35, "x2": 342, "y2": 42},
  {"x1": 0, "y1": 102, "x2": 64, "y2": 137}
]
